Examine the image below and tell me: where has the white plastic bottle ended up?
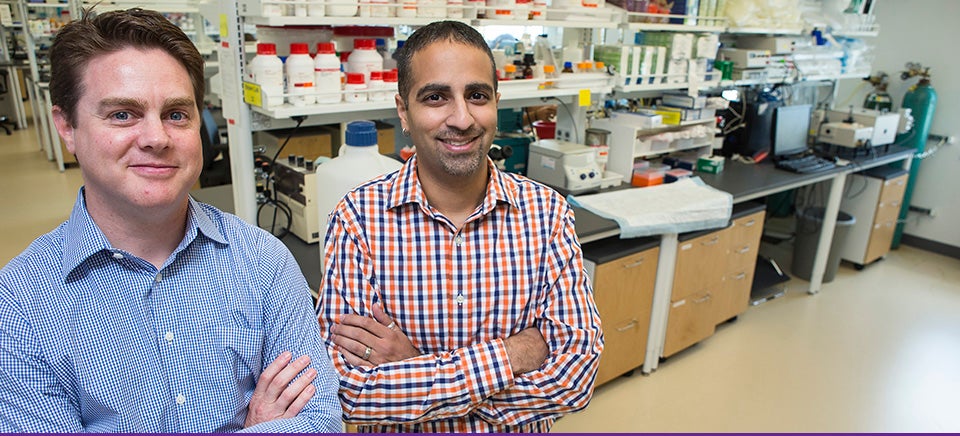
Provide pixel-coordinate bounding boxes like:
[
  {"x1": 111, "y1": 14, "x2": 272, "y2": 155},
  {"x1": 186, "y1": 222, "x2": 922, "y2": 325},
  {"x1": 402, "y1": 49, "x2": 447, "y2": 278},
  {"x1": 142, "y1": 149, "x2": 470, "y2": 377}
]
[
  {"x1": 246, "y1": 43, "x2": 285, "y2": 108},
  {"x1": 383, "y1": 69, "x2": 398, "y2": 96},
  {"x1": 261, "y1": 1, "x2": 283, "y2": 16},
  {"x1": 316, "y1": 120, "x2": 403, "y2": 263},
  {"x1": 515, "y1": 0, "x2": 532, "y2": 19},
  {"x1": 343, "y1": 72, "x2": 368, "y2": 103},
  {"x1": 368, "y1": 70, "x2": 386, "y2": 101},
  {"x1": 397, "y1": 0, "x2": 418, "y2": 17},
  {"x1": 327, "y1": 0, "x2": 359, "y2": 16},
  {"x1": 308, "y1": 0, "x2": 326, "y2": 16},
  {"x1": 347, "y1": 39, "x2": 383, "y2": 84},
  {"x1": 418, "y1": 0, "x2": 447, "y2": 17},
  {"x1": 370, "y1": 0, "x2": 393, "y2": 16},
  {"x1": 447, "y1": 0, "x2": 464, "y2": 18},
  {"x1": 314, "y1": 42, "x2": 342, "y2": 104},
  {"x1": 531, "y1": 0, "x2": 547, "y2": 19},
  {"x1": 488, "y1": 0, "x2": 514, "y2": 19},
  {"x1": 285, "y1": 43, "x2": 316, "y2": 106}
]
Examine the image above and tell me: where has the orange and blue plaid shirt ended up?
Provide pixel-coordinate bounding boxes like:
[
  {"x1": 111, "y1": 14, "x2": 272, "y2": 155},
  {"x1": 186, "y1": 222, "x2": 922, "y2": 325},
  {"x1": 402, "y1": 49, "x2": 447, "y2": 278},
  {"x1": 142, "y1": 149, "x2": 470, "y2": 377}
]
[{"x1": 316, "y1": 156, "x2": 604, "y2": 432}]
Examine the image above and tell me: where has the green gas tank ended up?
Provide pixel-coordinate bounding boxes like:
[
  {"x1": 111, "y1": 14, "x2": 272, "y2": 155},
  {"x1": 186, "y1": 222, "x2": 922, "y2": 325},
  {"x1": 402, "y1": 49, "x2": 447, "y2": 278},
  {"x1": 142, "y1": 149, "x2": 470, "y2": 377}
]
[{"x1": 891, "y1": 78, "x2": 937, "y2": 248}]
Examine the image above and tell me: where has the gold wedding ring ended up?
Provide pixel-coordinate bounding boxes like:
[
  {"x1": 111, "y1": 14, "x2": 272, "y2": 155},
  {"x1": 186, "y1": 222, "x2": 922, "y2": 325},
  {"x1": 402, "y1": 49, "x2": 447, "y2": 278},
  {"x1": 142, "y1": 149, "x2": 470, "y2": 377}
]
[{"x1": 362, "y1": 346, "x2": 372, "y2": 360}]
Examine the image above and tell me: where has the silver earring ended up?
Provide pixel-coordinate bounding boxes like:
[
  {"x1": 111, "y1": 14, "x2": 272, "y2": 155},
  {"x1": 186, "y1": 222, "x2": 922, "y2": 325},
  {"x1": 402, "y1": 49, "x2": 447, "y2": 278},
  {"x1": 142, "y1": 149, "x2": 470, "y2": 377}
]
[{"x1": 402, "y1": 128, "x2": 411, "y2": 137}]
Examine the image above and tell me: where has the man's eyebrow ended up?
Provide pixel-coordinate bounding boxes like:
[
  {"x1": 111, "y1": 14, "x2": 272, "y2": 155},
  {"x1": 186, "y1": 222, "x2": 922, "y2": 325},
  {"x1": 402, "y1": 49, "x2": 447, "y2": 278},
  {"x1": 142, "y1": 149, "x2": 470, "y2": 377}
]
[
  {"x1": 465, "y1": 82, "x2": 495, "y2": 95},
  {"x1": 96, "y1": 97, "x2": 195, "y2": 112},
  {"x1": 164, "y1": 97, "x2": 196, "y2": 109},
  {"x1": 97, "y1": 97, "x2": 146, "y2": 112},
  {"x1": 415, "y1": 83, "x2": 452, "y2": 100}
]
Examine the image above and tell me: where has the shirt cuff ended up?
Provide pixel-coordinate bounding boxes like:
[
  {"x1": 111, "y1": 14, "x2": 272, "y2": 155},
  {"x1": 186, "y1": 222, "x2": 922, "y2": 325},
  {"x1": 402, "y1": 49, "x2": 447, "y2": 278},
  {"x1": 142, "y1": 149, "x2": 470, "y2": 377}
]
[{"x1": 460, "y1": 338, "x2": 515, "y2": 403}]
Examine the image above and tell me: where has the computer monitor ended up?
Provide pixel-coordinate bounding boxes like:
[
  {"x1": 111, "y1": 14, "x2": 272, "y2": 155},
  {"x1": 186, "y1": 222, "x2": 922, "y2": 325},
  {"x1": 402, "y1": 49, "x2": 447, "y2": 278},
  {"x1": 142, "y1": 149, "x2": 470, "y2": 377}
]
[{"x1": 772, "y1": 104, "x2": 812, "y2": 159}]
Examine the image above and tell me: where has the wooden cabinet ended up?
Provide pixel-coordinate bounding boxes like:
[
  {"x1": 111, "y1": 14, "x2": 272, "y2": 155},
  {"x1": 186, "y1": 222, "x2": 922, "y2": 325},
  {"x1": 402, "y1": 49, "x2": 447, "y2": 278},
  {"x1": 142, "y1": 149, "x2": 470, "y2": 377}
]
[
  {"x1": 715, "y1": 210, "x2": 765, "y2": 324},
  {"x1": 583, "y1": 238, "x2": 659, "y2": 387},
  {"x1": 839, "y1": 169, "x2": 908, "y2": 267},
  {"x1": 664, "y1": 203, "x2": 765, "y2": 358},
  {"x1": 664, "y1": 230, "x2": 725, "y2": 357}
]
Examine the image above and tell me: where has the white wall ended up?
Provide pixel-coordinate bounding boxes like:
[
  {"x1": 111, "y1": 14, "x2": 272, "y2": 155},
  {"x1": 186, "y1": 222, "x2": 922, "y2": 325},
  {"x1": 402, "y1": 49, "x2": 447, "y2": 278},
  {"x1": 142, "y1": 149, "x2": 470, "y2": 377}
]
[{"x1": 836, "y1": 0, "x2": 960, "y2": 249}]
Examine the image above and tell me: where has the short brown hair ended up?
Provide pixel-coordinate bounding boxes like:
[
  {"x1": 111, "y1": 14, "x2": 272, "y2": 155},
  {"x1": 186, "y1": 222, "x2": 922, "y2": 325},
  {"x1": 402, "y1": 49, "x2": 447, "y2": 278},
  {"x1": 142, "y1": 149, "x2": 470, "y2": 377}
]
[
  {"x1": 50, "y1": 7, "x2": 204, "y2": 126},
  {"x1": 395, "y1": 21, "x2": 497, "y2": 108}
]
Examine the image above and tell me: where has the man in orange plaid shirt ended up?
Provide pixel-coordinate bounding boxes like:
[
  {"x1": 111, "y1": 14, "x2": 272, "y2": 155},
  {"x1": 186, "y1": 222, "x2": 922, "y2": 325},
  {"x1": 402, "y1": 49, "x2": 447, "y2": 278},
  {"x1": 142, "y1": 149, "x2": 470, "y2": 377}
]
[{"x1": 316, "y1": 20, "x2": 604, "y2": 432}]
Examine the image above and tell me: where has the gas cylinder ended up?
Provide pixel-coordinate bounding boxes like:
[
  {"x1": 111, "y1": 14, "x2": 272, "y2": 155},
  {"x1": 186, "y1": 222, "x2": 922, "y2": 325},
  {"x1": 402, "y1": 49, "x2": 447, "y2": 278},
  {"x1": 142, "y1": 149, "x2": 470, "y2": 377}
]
[
  {"x1": 863, "y1": 85, "x2": 893, "y2": 112},
  {"x1": 891, "y1": 77, "x2": 937, "y2": 248}
]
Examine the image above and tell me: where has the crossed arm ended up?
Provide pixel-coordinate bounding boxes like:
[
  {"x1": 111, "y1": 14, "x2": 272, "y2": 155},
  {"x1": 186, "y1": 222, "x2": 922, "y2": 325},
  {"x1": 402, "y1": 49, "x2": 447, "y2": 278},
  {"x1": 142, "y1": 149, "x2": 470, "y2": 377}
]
[
  {"x1": 330, "y1": 305, "x2": 549, "y2": 375},
  {"x1": 317, "y1": 209, "x2": 603, "y2": 427}
]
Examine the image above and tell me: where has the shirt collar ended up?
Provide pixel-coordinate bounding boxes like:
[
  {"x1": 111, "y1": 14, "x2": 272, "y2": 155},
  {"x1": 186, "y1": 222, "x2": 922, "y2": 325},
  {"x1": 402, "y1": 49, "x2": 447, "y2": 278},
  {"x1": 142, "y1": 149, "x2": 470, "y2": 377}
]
[
  {"x1": 385, "y1": 155, "x2": 521, "y2": 215},
  {"x1": 61, "y1": 188, "x2": 228, "y2": 278}
]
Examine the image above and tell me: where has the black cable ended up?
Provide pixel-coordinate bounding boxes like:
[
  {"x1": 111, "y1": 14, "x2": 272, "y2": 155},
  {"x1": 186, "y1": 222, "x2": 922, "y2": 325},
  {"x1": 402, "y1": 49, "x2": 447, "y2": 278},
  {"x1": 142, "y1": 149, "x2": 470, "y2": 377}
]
[{"x1": 256, "y1": 115, "x2": 307, "y2": 239}]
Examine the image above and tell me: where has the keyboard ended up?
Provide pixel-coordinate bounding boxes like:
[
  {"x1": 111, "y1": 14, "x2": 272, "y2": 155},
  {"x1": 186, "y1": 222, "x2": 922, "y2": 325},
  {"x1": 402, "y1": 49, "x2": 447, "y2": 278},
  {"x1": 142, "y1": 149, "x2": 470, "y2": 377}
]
[{"x1": 774, "y1": 154, "x2": 837, "y2": 174}]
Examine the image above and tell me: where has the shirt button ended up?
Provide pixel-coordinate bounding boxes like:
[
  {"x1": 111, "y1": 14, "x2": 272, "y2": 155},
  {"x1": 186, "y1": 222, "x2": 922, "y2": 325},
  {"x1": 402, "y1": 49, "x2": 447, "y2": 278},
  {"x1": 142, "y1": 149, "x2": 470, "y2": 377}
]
[
  {"x1": 176, "y1": 394, "x2": 186, "y2": 405},
  {"x1": 164, "y1": 331, "x2": 174, "y2": 342},
  {"x1": 112, "y1": 252, "x2": 124, "y2": 260},
  {"x1": 155, "y1": 273, "x2": 162, "y2": 283},
  {"x1": 455, "y1": 294, "x2": 465, "y2": 305},
  {"x1": 455, "y1": 235, "x2": 463, "y2": 246}
]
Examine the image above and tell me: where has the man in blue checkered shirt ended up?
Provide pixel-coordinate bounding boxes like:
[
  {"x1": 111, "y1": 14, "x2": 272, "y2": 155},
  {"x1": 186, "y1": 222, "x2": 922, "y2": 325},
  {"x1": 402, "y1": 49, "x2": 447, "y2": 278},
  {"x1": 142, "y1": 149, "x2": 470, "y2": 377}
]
[{"x1": 0, "y1": 8, "x2": 342, "y2": 432}]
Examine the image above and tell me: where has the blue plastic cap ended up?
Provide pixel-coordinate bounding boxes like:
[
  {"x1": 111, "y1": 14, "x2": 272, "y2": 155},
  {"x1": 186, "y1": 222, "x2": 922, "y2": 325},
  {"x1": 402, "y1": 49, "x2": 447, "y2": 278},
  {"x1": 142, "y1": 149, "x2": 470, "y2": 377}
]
[
  {"x1": 376, "y1": 38, "x2": 386, "y2": 48},
  {"x1": 345, "y1": 120, "x2": 378, "y2": 147}
]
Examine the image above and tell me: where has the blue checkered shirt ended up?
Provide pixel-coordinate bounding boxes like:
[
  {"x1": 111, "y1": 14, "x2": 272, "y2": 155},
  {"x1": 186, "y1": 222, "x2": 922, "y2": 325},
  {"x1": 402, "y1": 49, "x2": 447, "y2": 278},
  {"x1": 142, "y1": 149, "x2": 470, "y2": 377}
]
[{"x1": 0, "y1": 189, "x2": 342, "y2": 432}]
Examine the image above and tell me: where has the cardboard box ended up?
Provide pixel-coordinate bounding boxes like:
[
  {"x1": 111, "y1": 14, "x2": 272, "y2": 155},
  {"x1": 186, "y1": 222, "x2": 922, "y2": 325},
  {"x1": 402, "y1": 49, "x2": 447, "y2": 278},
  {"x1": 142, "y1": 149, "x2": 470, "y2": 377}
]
[
  {"x1": 697, "y1": 155, "x2": 724, "y2": 174},
  {"x1": 255, "y1": 127, "x2": 334, "y2": 162}
]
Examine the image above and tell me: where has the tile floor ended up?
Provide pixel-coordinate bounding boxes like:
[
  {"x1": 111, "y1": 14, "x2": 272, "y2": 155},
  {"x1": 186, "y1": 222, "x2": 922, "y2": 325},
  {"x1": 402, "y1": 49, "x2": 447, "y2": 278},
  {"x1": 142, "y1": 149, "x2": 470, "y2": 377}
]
[{"x1": 2, "y1": 109, "x2": 959, "y2": 432}]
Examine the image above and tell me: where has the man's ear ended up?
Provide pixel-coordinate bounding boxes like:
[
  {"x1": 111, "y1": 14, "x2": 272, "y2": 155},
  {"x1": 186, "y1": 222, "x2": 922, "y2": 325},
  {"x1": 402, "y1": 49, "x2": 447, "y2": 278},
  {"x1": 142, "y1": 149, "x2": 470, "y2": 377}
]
[
  {"x1": 51, "y1": 106, "x2": 76, "y2": 155},
  {"x1": 395, "y1": 93, "x2": 408, "y2": 134}
]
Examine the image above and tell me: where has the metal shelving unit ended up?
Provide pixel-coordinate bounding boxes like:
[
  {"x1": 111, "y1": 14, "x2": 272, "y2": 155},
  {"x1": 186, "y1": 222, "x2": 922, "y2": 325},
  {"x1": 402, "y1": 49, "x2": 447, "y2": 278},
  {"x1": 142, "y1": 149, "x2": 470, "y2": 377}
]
[{"x1": 214, "y1": 0, "x2": 621, "y2": 223}]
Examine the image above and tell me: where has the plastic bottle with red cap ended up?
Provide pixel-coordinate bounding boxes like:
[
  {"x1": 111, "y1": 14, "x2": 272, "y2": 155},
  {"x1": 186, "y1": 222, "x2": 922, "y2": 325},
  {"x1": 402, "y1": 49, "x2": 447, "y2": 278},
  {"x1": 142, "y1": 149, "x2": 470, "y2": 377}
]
[
  {"x1": 285, "y1": 43, "x2": 315, "y2": 106},
  {"x1": 344, "y1": 72, "x2": 368, "y2": 103},
  {"x1": 314, "y1": 42, "x2": 342, "y2": 104},
  {"x1": 247, "y1": 43, "x2": 284, "y2": 108},
  {"x1": 347, "y1": 39, "x2": 383, "y2": 84}
]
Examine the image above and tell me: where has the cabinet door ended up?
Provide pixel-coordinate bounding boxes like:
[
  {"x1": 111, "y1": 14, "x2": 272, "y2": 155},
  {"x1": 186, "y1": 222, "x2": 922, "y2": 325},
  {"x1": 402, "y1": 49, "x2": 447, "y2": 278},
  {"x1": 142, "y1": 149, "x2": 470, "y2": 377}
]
[
  {"x1": 716, "y1": 210, "x2": 765, "y2": 323},
  {"x1": 663, "y1": 290, "x2": 716, "y2": 358},
  {"x1": 592, "y1": 247, "x2": 659, "y2": 386},
  {"x1": 673, "y1": 230, "x2": 726, "y2": 301},
  {"x1": 874, "y1": 175, "x2": 908, "y2": 225},
  {"x1": 864, "y1": 221, "x2": 897, "y2": 264},
  {"x1": 864, "y1": 175, "x2": 907, "y2": 264}
]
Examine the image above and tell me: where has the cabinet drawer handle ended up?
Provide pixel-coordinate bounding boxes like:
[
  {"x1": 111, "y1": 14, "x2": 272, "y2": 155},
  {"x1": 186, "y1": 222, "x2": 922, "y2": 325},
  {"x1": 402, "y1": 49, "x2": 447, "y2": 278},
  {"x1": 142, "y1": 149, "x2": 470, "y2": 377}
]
[
  {"x1": 693, "y1": 294, "x2": 712, "y2": 304},
  {"x1": 736, "y1": 246, "x2": 751, "y2": 254},
  {"x1": 702, "y1": 236, "x2": 720, "y2": 246},
  {"x1": 617, "y1": 319, "x2": 639, "y2": 332},
  {"x1": 622, "y1": 259, "x2": 645, "y2": 268},
  {"x1": 742, "y1": 219, "x2": 757, "y2": 227}
]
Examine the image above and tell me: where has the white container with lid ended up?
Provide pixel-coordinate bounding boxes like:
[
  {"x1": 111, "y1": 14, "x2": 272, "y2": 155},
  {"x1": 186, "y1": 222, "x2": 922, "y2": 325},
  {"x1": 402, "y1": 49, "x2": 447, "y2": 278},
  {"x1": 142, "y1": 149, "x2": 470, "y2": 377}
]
[
  {"x1": 347, "y1": 39, "x2": 383, "y2": 84},
  {"x1": 368, "y1": 70, "x2": 386, "y2": 101},
  {"x1": 344, "y1": 72, "x2": 368, "y2": 103},
  {"x1": 418, "y1": 0, "x2": 447, "y2": 17},
  {"x1": 247, "y1": 43, "x2": 285, "y2": 108},
  {"x1": 327, "y1": 0, "x2": 359, "y2": 16},
  {"x1": 315, "y1": 120, "x2": 403, "y2": 264},
  {"x1": 314, "y1": 42, "x2": 342, "y2": 104},
  {"x1": 285, "y1": 42, "x2": 316, "y2": 106},
  {"x1": 397, "y1": 0, "x2": 418, "y2": 17}
]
